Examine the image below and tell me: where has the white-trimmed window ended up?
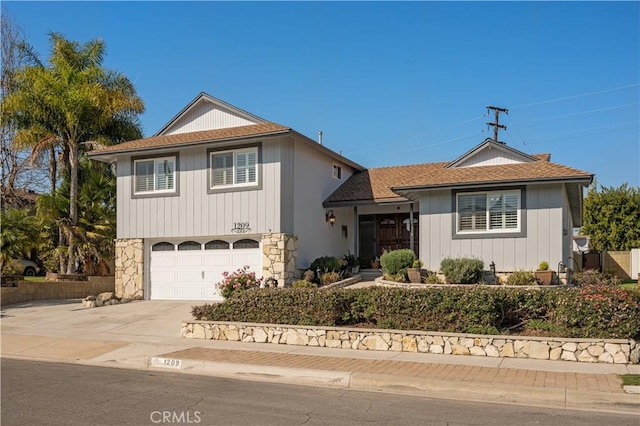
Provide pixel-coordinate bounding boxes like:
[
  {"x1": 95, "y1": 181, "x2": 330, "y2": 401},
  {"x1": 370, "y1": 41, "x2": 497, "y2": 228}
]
[
  {"x1": 332, "y1": 164, "x2": 342, "y2": 180},
  {"x1": 457, "y1": 190, "x2": 521, "y2": 233},
  {"x1": 134, "y1": 157, "x2": 176, "y2": 194},
  {"x1": 210, "y1": 148, "x2": 258, "y2": 188}
]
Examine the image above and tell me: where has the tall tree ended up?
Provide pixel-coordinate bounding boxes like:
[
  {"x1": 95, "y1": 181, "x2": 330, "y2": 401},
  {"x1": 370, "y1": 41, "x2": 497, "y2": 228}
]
[
  {"x1": 581, "y1": 183, "x2": 640, "y2": 251},
  {"x1": 0, "y1": 8, "x2": 46, "y2": 201},
  {"x1": 2, "y1": 33, "x2": 144, "y2": 273}
]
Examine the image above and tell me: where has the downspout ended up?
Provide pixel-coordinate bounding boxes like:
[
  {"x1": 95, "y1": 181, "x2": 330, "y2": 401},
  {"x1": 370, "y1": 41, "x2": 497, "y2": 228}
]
[
  {"x1": 409, "y1": 203, "x2": 415, "y2": 253},
  {"x1": 354, "y1": 206, "x2": 358, "y2": 257}
]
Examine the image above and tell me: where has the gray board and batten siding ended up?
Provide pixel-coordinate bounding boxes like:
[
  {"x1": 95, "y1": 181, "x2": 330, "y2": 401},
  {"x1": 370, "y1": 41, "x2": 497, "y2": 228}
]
[{"x1": 419, "y1": 183, "x2": 569, "y2": 272}]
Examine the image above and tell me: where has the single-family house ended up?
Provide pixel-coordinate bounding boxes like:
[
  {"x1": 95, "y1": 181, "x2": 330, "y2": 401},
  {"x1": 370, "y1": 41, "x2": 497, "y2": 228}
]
[{"x1": 89, "y1": 93, "x2": 593, "y2": 301}]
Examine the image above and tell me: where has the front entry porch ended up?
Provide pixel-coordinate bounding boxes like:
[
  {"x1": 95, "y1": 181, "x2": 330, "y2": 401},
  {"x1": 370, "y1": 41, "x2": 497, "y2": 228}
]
[{"x1": 358, "y1": 213, "x2": 419, "y2": 263}]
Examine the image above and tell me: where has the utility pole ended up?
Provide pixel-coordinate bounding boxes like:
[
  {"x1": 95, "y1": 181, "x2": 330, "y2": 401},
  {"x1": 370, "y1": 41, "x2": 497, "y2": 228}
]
[{"x1": 486, "y1": 106, "x2": 508, "y2": 143}]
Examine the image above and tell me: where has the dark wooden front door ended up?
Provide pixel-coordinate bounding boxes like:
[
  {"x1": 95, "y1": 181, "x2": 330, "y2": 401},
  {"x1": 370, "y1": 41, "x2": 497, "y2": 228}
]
[{"x1": 377, "y1": 214, "x2": 418, "y2": 255}]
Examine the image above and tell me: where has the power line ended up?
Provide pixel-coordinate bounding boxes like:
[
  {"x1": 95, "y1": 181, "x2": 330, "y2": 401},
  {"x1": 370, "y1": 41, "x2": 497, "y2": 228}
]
[
  {"x1": 505, "y1": 114, "x2": 528, "y2": 149},
  {"x1": 515, "y1": 102, "x2": 639, "y2": 124},
  {"x1": 511, "y1": 83, "x2": 639, "y2": 109},
  {"x1": 523, "y1": 121, "x2": 639, "y2": 145},
  {"x1": 343, "y1": 114, "x2": 487, "y2": 155}
]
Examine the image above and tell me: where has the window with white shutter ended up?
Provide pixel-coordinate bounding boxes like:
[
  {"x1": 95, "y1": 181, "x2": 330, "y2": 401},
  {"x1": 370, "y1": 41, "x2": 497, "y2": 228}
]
[
  {"x1": 457, "y1": 190, "x2": 521, "y2": 234},
  {"x1": 210, "y1": 147, "x2": 258, "y2": 189},
  {"x1": 134, "y1": 157, "x2": 176, "y2": 194}
]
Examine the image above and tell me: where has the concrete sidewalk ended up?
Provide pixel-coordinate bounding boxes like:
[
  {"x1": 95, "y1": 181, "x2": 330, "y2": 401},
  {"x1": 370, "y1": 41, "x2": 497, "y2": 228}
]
[{"x1": 1, "y1": 299, "x2": 639, "y2": 415}]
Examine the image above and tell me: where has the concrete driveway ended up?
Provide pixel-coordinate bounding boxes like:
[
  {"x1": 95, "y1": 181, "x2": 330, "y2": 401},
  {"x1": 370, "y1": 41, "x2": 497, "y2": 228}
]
[{"x1": 1, "y1": 299, "x2": 201, "y2": 342}]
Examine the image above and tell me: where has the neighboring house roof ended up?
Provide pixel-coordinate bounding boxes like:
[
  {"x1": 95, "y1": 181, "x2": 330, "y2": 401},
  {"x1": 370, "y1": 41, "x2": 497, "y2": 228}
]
[
  {"x1": 1, "y1": 189, "x2": 39, "y2": 211},
  {"x1": 324, "y1": 149, "x2": 592, "y2": 207}
]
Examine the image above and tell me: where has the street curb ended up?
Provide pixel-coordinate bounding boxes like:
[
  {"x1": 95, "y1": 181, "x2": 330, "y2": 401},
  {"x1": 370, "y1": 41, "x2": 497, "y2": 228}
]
[
  {"x1": 148, "y1": 356, "x2": 640, "y2": 415},
  {"x1": 148, "y1": 358, "x2": 352, "y2": 389}
]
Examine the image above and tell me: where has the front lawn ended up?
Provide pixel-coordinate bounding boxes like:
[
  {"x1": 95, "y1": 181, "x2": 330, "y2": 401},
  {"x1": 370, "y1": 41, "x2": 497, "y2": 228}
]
[{"x1": 620, "y1": 374, "x2": 640, "y2": 386}]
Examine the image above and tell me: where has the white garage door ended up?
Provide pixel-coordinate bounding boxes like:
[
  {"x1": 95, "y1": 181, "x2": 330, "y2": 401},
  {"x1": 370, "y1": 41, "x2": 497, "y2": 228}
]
[{"x1": 149, "y1": 238, "x2": 262, "y2": 301}]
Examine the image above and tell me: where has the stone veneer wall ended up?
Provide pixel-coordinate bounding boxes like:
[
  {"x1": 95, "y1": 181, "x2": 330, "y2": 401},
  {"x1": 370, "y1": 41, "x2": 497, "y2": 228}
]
[
  {"x1": 114, "y1": 238, "x2": 144, "y2": 299},
  {"x1": 182, "y1": 321, "x2": 640, "y2": 365},
  {"x1": 261, "y1": 233, "x2": 297, "y2": 287}
]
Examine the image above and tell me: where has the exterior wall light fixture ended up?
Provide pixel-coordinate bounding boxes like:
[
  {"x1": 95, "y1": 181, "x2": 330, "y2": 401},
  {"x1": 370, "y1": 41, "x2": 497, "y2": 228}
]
[{"x1": 326, "y1": 209, "x2": 336, "y2": 226}]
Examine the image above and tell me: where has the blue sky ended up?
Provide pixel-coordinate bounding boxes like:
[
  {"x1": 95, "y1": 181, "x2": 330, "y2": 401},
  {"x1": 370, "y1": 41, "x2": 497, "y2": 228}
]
[{"x1": 4, "y1": 1, "x2": 639, "y2": 188}]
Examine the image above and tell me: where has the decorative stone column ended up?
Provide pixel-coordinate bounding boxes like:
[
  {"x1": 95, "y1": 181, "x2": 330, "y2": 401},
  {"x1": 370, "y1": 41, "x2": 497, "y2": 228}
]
[
  {"x1": 261, "y1": 233, "x2": 298, "y2": 287},
  {"x1": 114, "y1": 238, "x2": 144, "y2": 299}
]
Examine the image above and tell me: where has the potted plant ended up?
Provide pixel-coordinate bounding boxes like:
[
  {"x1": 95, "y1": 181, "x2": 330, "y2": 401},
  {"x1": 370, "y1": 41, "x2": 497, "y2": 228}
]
[
  {"x1": 534, "y1": 261, "x2": 556, "y2": 285},
  {"x1": 343, "y1": 251, "x2": 359, "y2": 274},
  {"x1": 407, "y1": 259, "x2": 423, "y2": 283},
  {"x1": 370, "y1": 256, "x2": 380, "y2": 269}
]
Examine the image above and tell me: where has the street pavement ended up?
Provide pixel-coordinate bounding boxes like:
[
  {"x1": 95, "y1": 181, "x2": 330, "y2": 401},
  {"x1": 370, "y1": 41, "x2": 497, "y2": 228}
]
[{"x1": 1, "y1": 294, "x2": 639, "y2": 416}]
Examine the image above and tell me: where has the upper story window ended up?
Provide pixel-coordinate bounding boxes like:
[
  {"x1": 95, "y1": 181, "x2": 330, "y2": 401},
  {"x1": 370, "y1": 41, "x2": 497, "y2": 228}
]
[
  {"x1": 457, "y1": 190, "x2": 521, "y2": 234},
  {"x1": 134, "y1": 156, "x2": 176, "y2": 194},
  {"x1": 332, "y1": 164, "x2": 342, "y2": 180},
  {"x1": 210, "y1": 147, "x2": 258, "y2": 189}
]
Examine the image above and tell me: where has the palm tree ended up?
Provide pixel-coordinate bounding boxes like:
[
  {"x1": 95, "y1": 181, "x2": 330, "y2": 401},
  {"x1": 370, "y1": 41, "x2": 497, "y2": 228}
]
[
  {"x1": 0, "y1": 208, "x2": 38, "y2": 274},
  {"x1": 2, "y1": 33, "x2": 144, "y2": 273}
]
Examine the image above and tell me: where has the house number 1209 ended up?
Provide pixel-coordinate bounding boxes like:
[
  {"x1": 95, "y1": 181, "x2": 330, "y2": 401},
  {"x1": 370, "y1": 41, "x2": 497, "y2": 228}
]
[{"x1": 231, "y1": 222, "x2": 251, "y2": 233}]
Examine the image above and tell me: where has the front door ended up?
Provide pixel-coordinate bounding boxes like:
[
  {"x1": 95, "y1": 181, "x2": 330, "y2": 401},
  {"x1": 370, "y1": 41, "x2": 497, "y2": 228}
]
[{"x1": 358, "y1": 214, "x2": 419, "y2": 260}]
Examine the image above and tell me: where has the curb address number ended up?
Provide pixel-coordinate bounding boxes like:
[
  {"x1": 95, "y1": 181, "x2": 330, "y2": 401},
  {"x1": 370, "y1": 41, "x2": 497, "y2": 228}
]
[{"x1": 149, "y1": 357, "x2": 182, "y2": 369}]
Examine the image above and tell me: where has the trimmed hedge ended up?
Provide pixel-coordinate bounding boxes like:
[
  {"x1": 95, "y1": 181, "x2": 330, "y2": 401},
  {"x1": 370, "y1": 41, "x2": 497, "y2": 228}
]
[
  {"x1": 440, "y1": 257, "x2": 484, "y2": 284},
  {"x1": 380, "y1": 249, "x2": 416, "y2": 276},
  {"x1": 192, "y1": 285, "x2": 640, "y2": 339}
]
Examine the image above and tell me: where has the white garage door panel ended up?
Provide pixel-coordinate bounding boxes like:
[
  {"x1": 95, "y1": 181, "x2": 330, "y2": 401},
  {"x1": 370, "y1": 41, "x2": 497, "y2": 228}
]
[{"x1": 149, "y1": 239, "x2": 261, "y2": 301}]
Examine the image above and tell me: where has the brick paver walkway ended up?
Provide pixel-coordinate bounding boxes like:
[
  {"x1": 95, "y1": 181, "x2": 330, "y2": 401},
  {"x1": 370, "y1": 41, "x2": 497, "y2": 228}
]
[{"x1": 163, "y1": 347, "x2": 624, "y2": 394}]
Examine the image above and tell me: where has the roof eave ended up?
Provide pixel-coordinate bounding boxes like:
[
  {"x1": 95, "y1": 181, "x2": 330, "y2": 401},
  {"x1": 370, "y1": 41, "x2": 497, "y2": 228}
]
[
  {"x1": 392, "y1": 175, "x2": 594, "y2": 193},
  {"x1": 87, "y1": 129, "x2": 291, "y2": 161},
  {"x1": 323, "y1": 197, "x2": 410, "y2": 208}
]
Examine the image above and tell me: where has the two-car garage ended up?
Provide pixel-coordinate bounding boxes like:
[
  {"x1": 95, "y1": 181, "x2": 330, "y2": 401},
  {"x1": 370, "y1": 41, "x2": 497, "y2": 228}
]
[{"x1": 148, "y1": 237, "x2": 262, "y2": 301}]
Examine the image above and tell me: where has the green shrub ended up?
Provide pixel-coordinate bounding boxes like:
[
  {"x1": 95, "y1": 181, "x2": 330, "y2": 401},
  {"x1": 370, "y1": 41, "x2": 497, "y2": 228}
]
[
  {"x1": 440, "y1": 257, "x2": 484, "y2": 284},
  {"x1": 383, "y1": 271, "x2": 406, "y2": 283},
  {"x1": 506, "y1": 270, "x2": 537, "y2": 286},
  {"x1": 343, "y1": 250, "x2": 358, "y2": 267},
  {"x1": 425, "y1": 272, "x2": 442, "y2": 284},
  {"x1": 292, "y1": 280, "x2": 317, "y2": 288},
  {"x1": 538, "y1": 261, "x2": 549, "y2": 271},
  {"x1": 310, "y1": 256, "x2": 344, "y2": 273},
  {"x1": 191, "y1": 285, "x2": 640, "y2": 339},
  {"x1": 321, "y1": 271, "x2": 342, "y2": 286},
  {"x1": 302, "y1": 270, "x2": 316, "y2": 282},
  {"x1": 380, "y1": 249, "x2": 416, "y2": 277},
  {"x1": 572, "y1": 270, "x2": 621, "y2": 287},
  {"x1": 1, "y1": 259, "x2": 23, "y2": 275},
  {"x1": 216, "y1": 266, "x2": 262, "y2": 299}
]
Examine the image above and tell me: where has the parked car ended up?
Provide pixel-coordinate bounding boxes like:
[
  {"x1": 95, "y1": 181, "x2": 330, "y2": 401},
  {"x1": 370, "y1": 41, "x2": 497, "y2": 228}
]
[{"x1": 18, "y1": 259, "x2": 40, "y2": 276}]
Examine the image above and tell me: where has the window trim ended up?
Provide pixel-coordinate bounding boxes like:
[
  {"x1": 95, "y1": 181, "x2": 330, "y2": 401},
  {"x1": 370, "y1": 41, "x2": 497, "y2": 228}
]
[
  {"x1": 207, "y1": 143, "x2": 262, "y2": 194},
  {"x1": 131, "y1": 153, "x2": 180, "y2": 198},
  {"x1": 332, "y1": 163, "x2": 342, "y2": 180},
  {"x1": 452, "y1": 187, "x2": 527, "y2": 239}
]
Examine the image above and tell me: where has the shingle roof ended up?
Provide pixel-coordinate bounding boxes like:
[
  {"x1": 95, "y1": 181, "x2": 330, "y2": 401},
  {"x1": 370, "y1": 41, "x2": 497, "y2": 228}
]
[
  {"x1": 324, "y1": 155, "x2": 592, "y2": 205},
  {"x1": 88, "y1": 122, "x2": 290, "y2": 156}
]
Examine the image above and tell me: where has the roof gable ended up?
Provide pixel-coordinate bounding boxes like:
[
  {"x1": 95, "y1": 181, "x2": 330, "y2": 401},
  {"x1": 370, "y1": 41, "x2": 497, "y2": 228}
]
[
  {"x1": 156, "y1": 92, "x2": 268, "y2": 136},
  {"x1": 446, "y1": 138, "x2": 538, "y2": 168}
]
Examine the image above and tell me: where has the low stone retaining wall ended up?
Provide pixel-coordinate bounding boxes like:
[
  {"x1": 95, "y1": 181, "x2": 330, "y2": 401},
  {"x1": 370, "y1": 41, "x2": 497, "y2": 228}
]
[
  {"x1": 0, "y1": 276, "x2": 115, "y2": 306},
  {"x1": 182, "y1": 321, "x2": 640, "y2": 365},
  {"x1": 374, "y1": 277, "x2": 573, "y2": 289}
]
